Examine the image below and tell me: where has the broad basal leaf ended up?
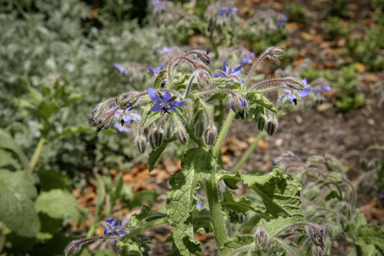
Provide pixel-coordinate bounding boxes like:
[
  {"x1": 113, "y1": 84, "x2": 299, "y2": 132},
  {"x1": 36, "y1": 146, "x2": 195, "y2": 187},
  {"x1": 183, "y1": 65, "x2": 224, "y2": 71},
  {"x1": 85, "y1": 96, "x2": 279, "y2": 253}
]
[
  {"x1": 35, "y1": 189, "x2": 81, "y2": 222},
  {"x1": 0, "y1": 170, "x2": 40, "y2": 237},
  {"x1": 242, "y1": 168, "x2": 305, "y2": 220},
  {"x1": 166, "y1": 147, "x2": 214, "y2": 256}
]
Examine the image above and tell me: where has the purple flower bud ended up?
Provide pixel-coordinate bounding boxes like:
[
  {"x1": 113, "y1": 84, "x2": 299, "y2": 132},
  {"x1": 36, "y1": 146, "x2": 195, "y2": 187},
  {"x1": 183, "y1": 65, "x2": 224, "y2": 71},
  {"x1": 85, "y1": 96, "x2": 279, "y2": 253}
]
[
  {"x1": 204, "y1": 125, "x2": 217, "y2": 146},
  {"x1": 175, "y1": 127, "x2": 189, "y2": 145},
  {"x1": 196, "y1": 69, "x2": 212, "y2": 89},
  {"x1": 307, "y1": 225, "x2": 325, "y2": 250},
  {"x1": 135, "y1": 134, "x2": 147, "y2": 154},
  {"x1": 149, "y1": 128, "x2": 164, "y2": 149},
  {"x1": 257, "y1": 114, "x2": 266, "y2": 131},
  {"x1": 254, "y1": 227, "x2": 270, "y2": 252},
  {"x1": 65, "y1": 240, "x2": 82, "y2": 256}
]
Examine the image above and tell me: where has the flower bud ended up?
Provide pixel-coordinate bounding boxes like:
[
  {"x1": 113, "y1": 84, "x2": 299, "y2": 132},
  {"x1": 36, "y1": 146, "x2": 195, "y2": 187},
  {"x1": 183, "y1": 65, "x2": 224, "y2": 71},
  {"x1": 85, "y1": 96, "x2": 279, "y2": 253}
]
[
  {"x1": 254, "y1": 227, "x2": 270, "y2": 252},
  {"x1": 286, "y1": 77, "x2": 305, "y2": 90},
  {"x1": 324, "y1": 154, "x2": 342, "y2": 171},
  {"x1": 306, "y1": 155, "x2": 325, "y2": 166},
  {"x1": 135, "y1": 134, "x2": 147, "y2": 154},
  {"x1": 65, "y1": 240, "x2": 82, "y2": 256},
  {"x1": 269, "y1": 46, "x2": 285, "y2": 59},
  {"x1": 204, "y1": 125, "x2": 217, "y2": 146},
  {"x1": 303, "y1": 205, "x2": 317, "y2": 219},
  {"x1": 257, "y1": 114, "x2": 266, "y2": 131},
  {"x1": 229, "y1": 211, "x2": 246, "y2": 224},
  {"x1": 307, "y1": 225, "x2": 325, "y2": 250},
  {"x1": 149, "y1": 128, "x2": 164, "y2": 149},
  {"x1": 196, "y1": 69, "x2": 211, "y2": 89},
  {"x1": 266, "y1": 118, "x2": 278, "y2": 136},
  {"x1": 117, "y1": 94, "x2": 138, "y2": 110},
  {"x1": 176, "y1": 127, "x2": 189, "y2": 145},
  {"x1": 329, "y1": 225, "x2": 342, "y2": 240},
  {"x1": 303, "y1": 182, "x2": 320, "y2": 201},
  {"x1": 326, "y1": 172, "x2": 344, "y2": 184}
]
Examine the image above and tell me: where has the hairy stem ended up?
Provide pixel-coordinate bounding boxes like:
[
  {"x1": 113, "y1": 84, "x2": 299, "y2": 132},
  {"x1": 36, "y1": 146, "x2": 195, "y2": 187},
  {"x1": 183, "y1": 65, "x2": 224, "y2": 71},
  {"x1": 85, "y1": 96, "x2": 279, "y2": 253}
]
[
  {"x1": 29, "y1": 137, "x2": 47, "y2": 175},
  {"x1": 232, "y1": 131, "x2": 266, "y2": 173},
  {"x1": 213, "y1": 110, "x2": 236, "y2": 157},
  {"x1": 206, "y1": 173, "x2": 227, "y2": 248},
  {"x1": 272, "y1": 237, "x2": 297, "y2": 256}
]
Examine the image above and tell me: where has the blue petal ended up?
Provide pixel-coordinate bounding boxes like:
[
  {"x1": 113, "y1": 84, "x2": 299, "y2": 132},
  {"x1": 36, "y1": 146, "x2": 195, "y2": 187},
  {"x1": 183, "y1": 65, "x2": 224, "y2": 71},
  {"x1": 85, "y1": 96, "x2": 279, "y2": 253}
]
[
  {"x1": 214, "y1": 73, "x2": 225, "y2": 78},
  {"x1": 279, "y1": 94, "x2": 288, "y2": 104},
  {"x1": 287, "y1": 95, "x2": 296, "y2": 104},
  {"x1": 163, "y1": 91, "x2": 172, "y2": 103},
  {"x1": 129, "y1": 113, "x2": 141, "y2": 121},
  {"x1": 148, "y1": 65, "x2": 155, "y2": 76},
  {"x1": 168, "y1": 106, "x2": 178, "y2": 113},
  {"x1": 123, "y1": 116, "x2": 132, "y2": 124},
  {"x1": 298, "y1": 87, "x2": 311, "y2": 97},
  {"x1": 240, "y1": 78, "x2": 245, "y2": 84},
  {"x1": 171, "y1": 99, "x2": 187, "y2": 108},
  {"x1": 221, "y1": 60, "x2": 228, "y2": 74},
  {"x1": 232, "y1": 65, "x2": 242, "y2": 75},
  {"x1": 197, "y1": 202, "x2": 202, "y2": 209},
  {"x1": 148, "y1": 87, "x2": 161, "y2": 101},
  {"x1": 156, "y1": 63, "x2": 163, "y2": 72},
  {"x1": 106, "y1": 218, "x2": 115, "y2": 225},
  {"x1": 151, "y1": 102, "x2": 162, "y2": 112},
  {"x1": 250, "y1": 52, "x2": 255, "y2": 58},
  {"x1": 302, "y1": 78, "x2": 307, "y2": 86}
]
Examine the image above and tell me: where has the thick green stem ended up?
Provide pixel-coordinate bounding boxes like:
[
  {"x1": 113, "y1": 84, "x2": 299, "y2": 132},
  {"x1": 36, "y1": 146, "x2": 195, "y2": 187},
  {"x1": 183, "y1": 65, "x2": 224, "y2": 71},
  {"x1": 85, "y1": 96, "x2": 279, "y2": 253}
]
[
  {"x1": 29, "y1": 137, "x2": 47, "y2": 175},
  {"x1": 206, "y1": 174, "x2": 227, "y2": 248},
  {"x1": 213, "y1": 110, "x2": 235, "y2": 157},
  {"x1": 232, "y1": 131, "x2": 266, "y2": 173}
]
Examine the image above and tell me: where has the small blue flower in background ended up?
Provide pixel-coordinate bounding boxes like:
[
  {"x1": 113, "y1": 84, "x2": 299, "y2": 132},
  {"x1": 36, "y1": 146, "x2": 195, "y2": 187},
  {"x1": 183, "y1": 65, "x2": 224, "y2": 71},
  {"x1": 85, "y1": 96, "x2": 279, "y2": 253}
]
[
  {"x1": 214, "y1": 60, "x2": 244, "y2": 84},
  {"x1": 197, "y1": 202, "x2": 203, "y2": 209},
  {"x1": 158, "y1": 46, "x2": 173, "y2": 54},
  {"x1": 151, "y1": 0, "x2": 166, "y2": 11},
  {"x1": 241, "y1": 52, "x2": 255, "y2": 64},
  {"x1": 148, "y1": 87, "x2": 187, "y2": 114},
  {"x1": 113, "y1": 63, "x2": 128, "y2": 76},
  {"x1": 114, "y1": 123, "x2": 130, "y2": 134},
  {"x1": 104, "y1": 218, "x2": 126, "y2": 242},
  {"x1": 219, "y1": 6, "x2": 238, "y2": 16},
  {"x1": 279, "y1": 78, "x2": 311, "y2": 105},
  {"x1": 313, "y1": 85, "x2": 332, "y2": 95},
  {"x1": 148, "y1": 63, "x2": 164, "y2": 77},
  {"x1": 277, "y1": 17, "x2": 288, "y2": 28}
]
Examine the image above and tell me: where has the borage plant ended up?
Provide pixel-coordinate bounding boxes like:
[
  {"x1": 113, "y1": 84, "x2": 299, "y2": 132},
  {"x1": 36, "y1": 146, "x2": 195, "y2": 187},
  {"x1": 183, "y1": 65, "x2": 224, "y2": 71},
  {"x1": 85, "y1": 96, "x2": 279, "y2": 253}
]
[{"x1": 66, "y1": 47, "x2": 321, "y2": 256}]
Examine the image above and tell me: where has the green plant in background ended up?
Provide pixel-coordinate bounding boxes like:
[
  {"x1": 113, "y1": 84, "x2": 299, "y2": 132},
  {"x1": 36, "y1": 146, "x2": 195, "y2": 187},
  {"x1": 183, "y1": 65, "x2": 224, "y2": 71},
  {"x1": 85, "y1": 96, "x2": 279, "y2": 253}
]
[
  {"x1": 373, "y1": 0, "x2": 384, "y2": 25},
  {"x1": 321, "y1": 16, "x2": 349, "y2": 41},
  {"x1": 286, "y1": 3, "x2": 306, "y2": 24},
  {"x1": 300, "y1": 65, "x2": 364, "y2": 111},
  {"x1": 324, "y1": 0, "x2": 348, "y2": 18}
]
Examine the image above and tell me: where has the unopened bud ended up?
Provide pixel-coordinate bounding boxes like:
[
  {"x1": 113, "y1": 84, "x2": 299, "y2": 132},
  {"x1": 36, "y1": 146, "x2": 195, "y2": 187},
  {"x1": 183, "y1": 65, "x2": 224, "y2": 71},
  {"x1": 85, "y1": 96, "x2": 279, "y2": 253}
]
[
  {"x1": 65, "y1": 240, "x2": 82, "y2": 256},
  {"x1": 268, "y1": 46, "x2": 285, "y2": 59},
  {"x1": 135, "y1": 134, "x2": 147, "y2": 154},
  {"x1": 326, "y1": 172, "x2": 344, "y2": 184},
  {"x1": 307, "y1": 225, "x2": 325, "y2": 250},
  {"x1": 149, "y1": 128, "x2": 164, "y2": 149},
  {"x1": 176, "y1": 127, "x2": 189, "y2": 145},
  {"x1": 117, "y1": 94, "x2": 138, "y2": 110},
  {"x1": 329, "y1": 225, "x2": 342, "y2": 240},
  {"x1": 306, "y1": 155, "x2": 325, "y2": 166},
  {"x1": 254, "y1": 227, "x2": 270, "y2": 252},
  {"x1": 266, "y1": 118, "x2": 278, "y2": 136},
  {"x1": 196, "y1": 69, "x2": 211, "y2": 89},
  {"x1": 304, "y1": 205, "x2": 317, "y2": 219},
  {"x1": 303, "y1": 182, "x2": 320, "y2": 201},
  {"x1": 257, "y1": 114, "x2": 266, "y2": 131},
  {"x1": 324, "y1": 154, "x2": 342, "y2": 171},
  {"x1": 204, "y1": 125, "x2": 217, "y2": 145},
  {"x1": 286, "y1": 77, "x2": 305, "y2": 90},
  {"x1": 229, "y1": 211, "x2": 246, "y2": 224}
]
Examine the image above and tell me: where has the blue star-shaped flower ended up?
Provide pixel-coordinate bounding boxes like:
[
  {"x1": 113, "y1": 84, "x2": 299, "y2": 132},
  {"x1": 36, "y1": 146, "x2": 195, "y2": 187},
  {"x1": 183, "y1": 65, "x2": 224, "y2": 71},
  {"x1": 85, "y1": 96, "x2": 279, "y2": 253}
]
[
  {"x1": 148, "y1": 63, "x2": 163, "y2": 77},
  {"x1": 219, "y1": 6, "x2": 238, "y2": 16},
  {"x1": 214, "y1": 60, "x2": 244, "y2": 84},
  {"x1": 313, "y1": 85, "x2": 332, "y2": 94},
  {"x1": 104, "y1": 218, "x2": 126, "y2": 242},
  {"x1": 279, "y1": 78, "x2": 311, "y2": 105},
  {"x1": 148, "y1": 87, "x2": 187, "y2": 114}
]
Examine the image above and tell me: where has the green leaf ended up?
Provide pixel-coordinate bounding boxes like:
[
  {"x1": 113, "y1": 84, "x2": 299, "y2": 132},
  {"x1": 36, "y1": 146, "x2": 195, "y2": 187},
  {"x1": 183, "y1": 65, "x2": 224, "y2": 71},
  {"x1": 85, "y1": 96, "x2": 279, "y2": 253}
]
[
  {"x1": 62, "y1": 92, "x2": 87, "y2": 107},
  {"x1": 37, "y1": 101, "x2": 59, "y2": 120},
  {"x1": 325, "y1": 190, "x2": 340, "y2": 201},
  {"x1": 153, "y1": 69, "x2": 168, "y2": 88},
  {"x1": 118, "y1": 234, "x2": 151, "y2": 256},
  {"x1": 216, "y1": 169, "x2": 242, "y2": 189},
  {"x1": 258, "y1": 216, "x2": 304, "y2": 237},
  {"x1": 129, "y1": 205, "x2": 166, "y2": 229},
  {"x1": 37, "y1": 169, "x2": 72, "y2": 192},
  {"x1": 48, "y1": 126, "x2": 94, "y2": 142},
  {"x1": 211, "y1": 77, "x2": 233, "y2": 86},
  {"x1": 141, "y1": 111, "x2": 161, "y2": 129},
  {"x1": 30, "y1": 233, "x2": 79, "y2": 256},
  {"x1": 218, "y1": 235, "x2": 254, "y2": 256},
  {"x1": 206, "y1": 93, "x2": 229, "y2": 103},
  {"x1": 242, "y1": 168, "x2": 305, "y2": 220},
  {"x1": 166, "y1": 147, "x2": 214, "y2": 256},
  {"x1": 95, "y1": 174, "x2": 106, "y2": 217},
  {"x1": 247, "y1": 92, "x2": 285, "y2": 116},
  {"x1": 0, "y1": 170, "x2": 40, "y2": 237},
  {"x1": 355, "y1": 224, "x2": 384, "y2": 253},
  {"x1": 192, "y1": 208, "x2": 212, "y2": 233},
  {"x1": 222, "y1": 191, "x2": 269, "y2": 217},
  {"x1": 0, "y1": 129, "x2": 30, "y2": 173},
  {"x1": 148, "y1": 136, "x2": 176, "y2": 172},
  {"x1": 35, "y1": 189, "x2": 81, "y2": 222},
  {"x1": 126, "y1": 190, "x2": 159, "y2": 210}
]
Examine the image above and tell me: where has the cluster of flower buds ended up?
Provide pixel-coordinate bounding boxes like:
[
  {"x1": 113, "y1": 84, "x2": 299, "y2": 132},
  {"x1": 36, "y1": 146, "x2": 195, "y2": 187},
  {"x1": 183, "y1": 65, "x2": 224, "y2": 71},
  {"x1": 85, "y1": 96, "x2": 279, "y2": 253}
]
[{"x1": 254, "y1": 227, "x2": 271, "y2": 252}]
